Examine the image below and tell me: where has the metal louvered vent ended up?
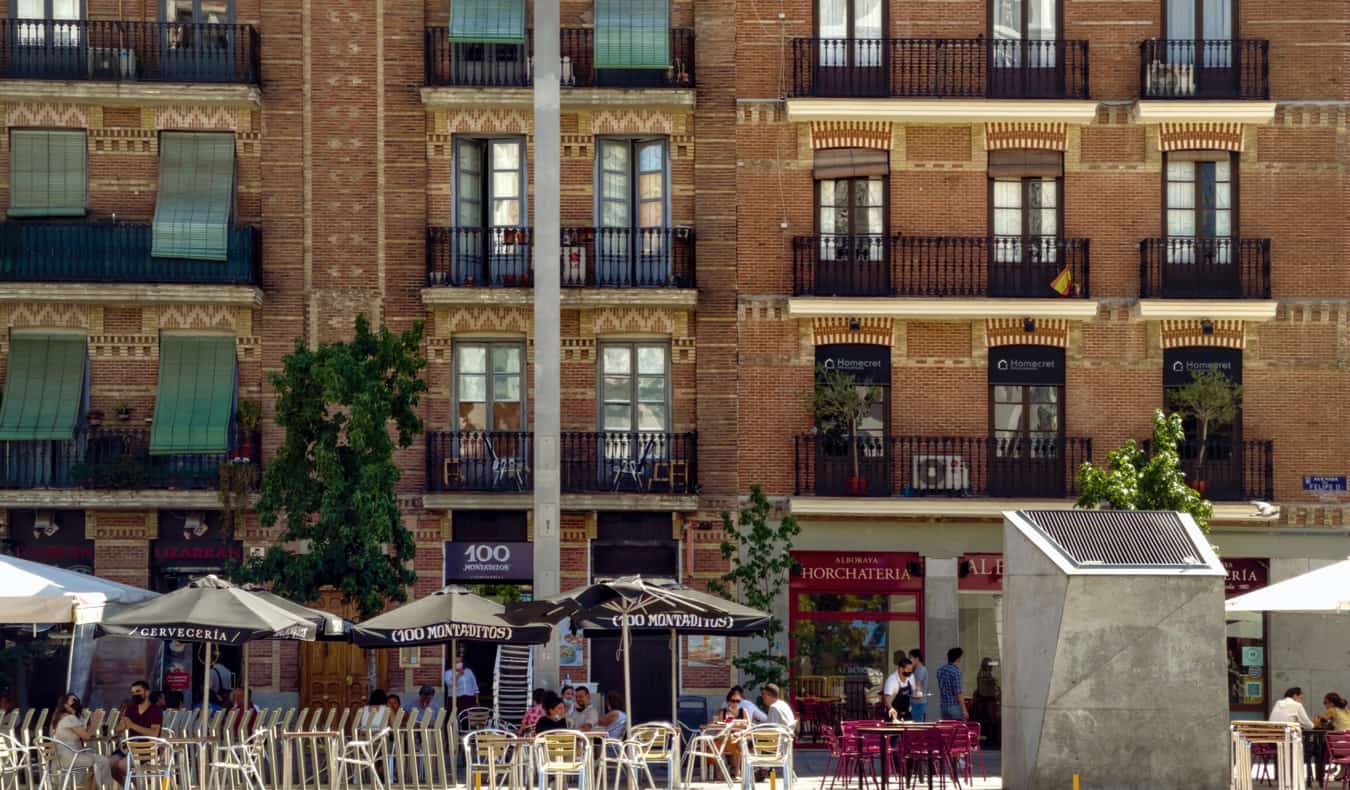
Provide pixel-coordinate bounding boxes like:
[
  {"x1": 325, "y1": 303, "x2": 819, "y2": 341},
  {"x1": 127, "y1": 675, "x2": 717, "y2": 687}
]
[{"x1": 1019, "y1": 510, "x2": 1208, "y2": 569}]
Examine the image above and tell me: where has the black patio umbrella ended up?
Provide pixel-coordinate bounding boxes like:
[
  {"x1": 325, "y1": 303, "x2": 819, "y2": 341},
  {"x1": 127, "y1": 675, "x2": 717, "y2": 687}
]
[
  {"x1": 504, "y1": 575, "x2": 772, "y2": 730},
  {"x1": 98, "y1": 575, "x2": 341, "y2": 721}
]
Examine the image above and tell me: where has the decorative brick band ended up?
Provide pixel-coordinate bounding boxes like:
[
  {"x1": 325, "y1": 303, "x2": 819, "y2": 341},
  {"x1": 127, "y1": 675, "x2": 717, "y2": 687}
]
[
  {"x1": 592, "y1": 109, "x2": 675, "y2": 135},
  {"x1": 5, "y1": 102, "x2": 86, "y2": 128},
  {"x1": 1160, "y1": 320, "x2": 1244, "y2": 349},
  {"x1": 562, "y1": 337, "x2": 596, "y2": 363},
  {"x1": 811, "y1": 121, "x2": 892, "y2": 151},
  {"x1": 433, "y1": 305, "x2": 532, "y2": 337},
  {"x1": 985, "y1": 318, "x2": 1069, "y2": 348},
  {"x1": 811, "y1": 317, "x2": 893, "y2": 347},
  {"x1": 89, "y1": 335, "x2": 158, "y2": 358},
  {"x1": 985, "y1": 122, "x2": 1068, "y2": 151},
  {"x1": 439, "y1": 107, "x2": 531, "y2": 135},
  {"x1": 1158, "y1": 122, "x2": 1245, "y2": 152},
  {"x1": 155, "y1": 105, "x2": 239, "y2": 131},
  {"x1": 585, "y1": 307, "x2": 685, "y2": 337}
]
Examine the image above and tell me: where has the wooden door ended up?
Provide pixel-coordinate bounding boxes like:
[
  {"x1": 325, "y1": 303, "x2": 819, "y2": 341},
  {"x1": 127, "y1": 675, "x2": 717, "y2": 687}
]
[{"x1": 300, "y1": 591, "x2": 384, "y2": 710}]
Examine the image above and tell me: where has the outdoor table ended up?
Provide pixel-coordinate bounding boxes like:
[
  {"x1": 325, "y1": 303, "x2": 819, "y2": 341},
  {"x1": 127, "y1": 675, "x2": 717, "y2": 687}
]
[
  {"x1": 280, "y1": 730, "x2": 340, "y2": 790},
  {"x1": 166, "y1": 735, "x2": 215, "y2": 790},
  {"x1": 858, "y1": 723, "x2": 937, "y2": 790},
  {"x1": 1305, "y1": 729, "x2": 1327, "y2": 787}
]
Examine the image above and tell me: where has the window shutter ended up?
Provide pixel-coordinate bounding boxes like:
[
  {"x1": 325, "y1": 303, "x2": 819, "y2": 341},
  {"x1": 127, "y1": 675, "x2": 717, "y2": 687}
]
[
  {"x1": 595, "y1": 0, "x2": 670, "y2": 69},
  {"x1": 988, "y1": 149, "x2": 1063, "y2": 178},
  {"x1": 152, "y1": 132, "x2": 235, "y2": 261},
  {"x1": 449, "y1": 0, "x2": 526, "y2": 43},
  {"x1": 813, "y1": 148, "x2": 890, "y2": 179},
  {"x1": 9, "y1": 130, "x2": 87, "y2": 217},
  {"x1": 0, "y1": 332, "x2": 87, "y2": 441},
  {"x1": 149, "y1": 334, "x2": 237, "y2": 455}
]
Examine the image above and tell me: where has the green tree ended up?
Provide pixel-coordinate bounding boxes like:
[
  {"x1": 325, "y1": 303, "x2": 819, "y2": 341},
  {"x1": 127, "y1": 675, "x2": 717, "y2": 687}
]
[
  {"x1": 802, "y1": 365, "x2": 883, "y2": 482},
  {"x1": 235, "y1": 316, "x2": 428, "y2": 619},
  {"x1": 710, "y1": 485, "x2": 801, "y2": 692},
  {"x1": 1168, "y1": 370, "x2": 1242, "y2": 468},
  {"x1": 1075, "y1": 410, "x2": 1213, "y2": 531}
]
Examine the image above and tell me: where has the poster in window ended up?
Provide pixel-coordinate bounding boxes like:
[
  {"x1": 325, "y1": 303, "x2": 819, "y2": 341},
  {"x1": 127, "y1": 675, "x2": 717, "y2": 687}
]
[
  {"x1": 559, "y1": 617, "x2": 585, "y2": 667},
  {"x1": 687, "y1": 635, "x2": 727, "y2": 667},
  {"x1": 399, "y1": 647, "x2": 421, "y2": 669}
]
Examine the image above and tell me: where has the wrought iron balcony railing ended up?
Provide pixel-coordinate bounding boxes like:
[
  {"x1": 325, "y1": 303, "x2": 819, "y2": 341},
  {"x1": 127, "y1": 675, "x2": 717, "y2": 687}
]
[
  {"x1": 426, "y1": 431, "x2": 533, "y2": 492},
  {"x1": 1141, "y1": 437, "x2": 1273, "y2": 501},
  {"x1": 1139, "y1": 237, "x2": 1270, "y2": 299},
  {"x1": 793, "y1": 434, "x2": 1091, "y2": 499},
  {"x1": 0, "y1": 428, "x2": 260, "y2": 490},
  {"x1": 792, "y1": 235, "x2": 1089, "y2": 298},
  {"x1": 790, "y1": 37, "x2": 1089, "y2": 99},
  {"x1": 0, "y1": 222, "x2": 260, "y2": 285},
  {"x1": 1139, "y1": 38, "x2": 1268, "y2": 99},
  {"x1": 0, "y1": 19, "x2": 260, "y2": 83},
  {"x1": 561, "y1": 431, "x2": 697, "y2": 494},
  {"x1": 426, "y1": 226, "x2": 695, "y2": 288},
  {"x1": 425, "y1": 27, "x2": 695, "y2": 88}
]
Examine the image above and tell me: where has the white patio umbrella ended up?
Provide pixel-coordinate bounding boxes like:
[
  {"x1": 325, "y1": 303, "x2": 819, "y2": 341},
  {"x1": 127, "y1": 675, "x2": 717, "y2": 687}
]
[{"x1": 1227, "y1": 557, "x2": 1350, "y2": 612}]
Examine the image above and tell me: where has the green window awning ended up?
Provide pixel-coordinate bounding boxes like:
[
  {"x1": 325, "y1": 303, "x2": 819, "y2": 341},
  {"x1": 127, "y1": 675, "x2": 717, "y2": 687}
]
[
  {"x1": 152, "y1": 131, "x2": 235, "y2": 262},
  {"x1": 595, "y1": 0, "x2": 669, "y2": 69},
  {"x1": 0, "y1": 332, "x2": 87, "y2": 441},
  {"x1": 149, "y1": 334, "x2": 237, "y2": 455},
  {"x1": 9, "y1": 130, "x2": 88, "y2": 217},
  {"x1": 450, "y1": 0, "x2": 526, "y2": 43}
]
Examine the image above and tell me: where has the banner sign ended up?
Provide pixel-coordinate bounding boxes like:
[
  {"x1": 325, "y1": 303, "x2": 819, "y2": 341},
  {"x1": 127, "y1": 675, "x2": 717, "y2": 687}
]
[
  {"x1": 445, "y1": 541, "x2": 533, "y2": 582},
  {"x1": 790, "y1": 551, "x2": 923, "y2": 593},
  {"x1": 988, "y1": 345, "x2": 1065, "y2": 385},
  {"x1": 815, "y1": 344, "x2": 890, "y2": 386},
  {"x1": 960, "y1": 553, "x2": 1005, "y2": 591},
  {"x1": 1223, "y1": 558, "x2": 1268, "y2": 597},
  {"x1": 1163, "y1": 347, "x2": 1243, "y2": 387},
  {"x1": 153, "y1": 511, "x2": 242, "y2": 566},
  {"x1": 7, "y1": 510, "x2": 93, "y2": 571}
]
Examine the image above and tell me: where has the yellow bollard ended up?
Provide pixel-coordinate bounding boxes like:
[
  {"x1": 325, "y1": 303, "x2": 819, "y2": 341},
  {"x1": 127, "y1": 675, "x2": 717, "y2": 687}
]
[
  {"x1": 475, "y1": 772, "x2": 483, "y2": 790},
  {"x1": 1073, "y1": 773, "x2": 1080, "y2": 790},
  {"x1": 769, "y1": 770, "x2": 777, "y2": 790}
]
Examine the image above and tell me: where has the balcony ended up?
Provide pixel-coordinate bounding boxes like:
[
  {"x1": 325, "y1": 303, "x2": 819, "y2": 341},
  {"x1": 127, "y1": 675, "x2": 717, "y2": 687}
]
[
  {"x1": 0, "y1": 221, "x2": 261, "y2": 286},
  {"x1": 424, "y1": 27, "x2": 694, "y2": 89},
  {"x1": 426, "y1": 226, "x2": 695, "y2": 289},
  {"x1": 0, "y1": 20, "x2": 260, "y2": 84},
  {"x1": 1142, "y1": 437, "x2": 1273, "y2": 501},
  {"x1": 1139, "y1": 238, "x2": 1270, "y2": 299},
  {"x1": 792, "y1": 235, "x2": 1090, "y2": 298},
  {"x1": 793, "y1": 434, "x2": 1091, "y2": 499},
  {"x1": 425, "y1": 430, "x2": 698, "y2": 495},
  {"x1": 789, "y1": 38, "x2": 1089, "y2": 99},
  {"x1": 0, "y1": 428, "x2": 261, "y2": 491},
  {"x1": 1139, "y1": 39, "x2": 1268, "y2": 100}
]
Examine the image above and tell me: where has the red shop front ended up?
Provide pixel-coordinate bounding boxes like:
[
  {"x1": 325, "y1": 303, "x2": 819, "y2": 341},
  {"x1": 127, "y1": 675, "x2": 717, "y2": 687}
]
[
  {"x1": 789, "y1": 551, "x2": 923, "y2": 719},
  {"x1": 1224, "y1": 558, "x2": 1269, "y2": 717}
]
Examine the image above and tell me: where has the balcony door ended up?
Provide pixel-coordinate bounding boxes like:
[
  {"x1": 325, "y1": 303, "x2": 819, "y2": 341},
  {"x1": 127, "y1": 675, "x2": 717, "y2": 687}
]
[
  {"x1": 1163, "y1": 0, "x2": 1235, "y2": 92},
  {"x1": 1163, "y1": 346, "x2": 1243, "y2": 499},
  {"x1": 455, "y1": 137, "x2": 527, "y2": 286},
  {"x1": 816, "y1": 167, "x2": 887, "y2": 296},
  {"x1": 455, "y1": 342, "x2": 527, "y2": 490},
  {"x1": 990, "y1": 0, "x2": 1061, "y2": 96},
  {"x1": 9, "y1": 0, "x2": 82, "y2": 78},
  {"x1": 813, "y1": 344, "x2": 890, "y2": 496},
  {"x1": 599, "y1": 344, "x2": 669, "y2": 489},
  {"x1": 988, "y1": 345, "x2": 1065, "y2": 498},
  {"x1": 596, "y1": 138, "x2": 669, "y2": 286},
  {"x1": 988, "y1": 150, "x2": 1063, "y2": 297},
  {"x1": 815, "y1": 0, "x2": 884, "y2": 96},
  {"x1": 161, "y1": 0, "x2": 234, "y2": 82},
  {"x1": 1164, "y1": 153, "x2": 1238, "y2": 296}
]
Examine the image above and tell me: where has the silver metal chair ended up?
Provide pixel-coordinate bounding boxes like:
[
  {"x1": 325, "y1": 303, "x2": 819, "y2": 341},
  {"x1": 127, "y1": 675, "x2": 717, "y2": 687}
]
[
  {"x1": 0, "y1": 734, "x2": 32, "y2": 790},
  {"x1": 740, "y1": 724, "x2": 794, "y2": 790},
  {"x1": 336, "y1": 726, "x2": 391, "y2": 790},
  {"x1": 208, "y1": 728, "x2": 270, "y2": 790},
  {"x1": 122, "y1": 736, "x2": 174, "y2": 790},
  {"x1": 533, "y1": 730, "x2": 590, "y2": 790}
]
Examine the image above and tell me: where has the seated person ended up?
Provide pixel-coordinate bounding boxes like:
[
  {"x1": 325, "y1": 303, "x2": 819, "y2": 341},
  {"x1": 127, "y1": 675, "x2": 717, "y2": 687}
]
[
  {"x1": 520, "y1": 688, "x2": 547, "y2": 737},
  {"x1": 762, "y1": 684, "x2": 797, "y2": 733},
  {"x1": 598, "y1": 692, "x2": 627, "y2": 740},
  {"x1": 1270, "y1": 687, "x2": 1315, "y2": 730},
  {"x1": 534, "y1": 692, "x2": 570, "y2": 735},
  {"x1": 51, "y1": 693, "x2": 112, "y2": 790},
  {"x1": 1317, "y1": 693, "x2": 1350, "y2": 731},
  {"x1": 713, "y1": 689, "x2": 751, "y2": 779},
  {"x1": 108, "y1": 680, "x2": 163, "y2": 785},
  {"x1": 568, "y1": 686, "x2": 599, "y2": 732}
]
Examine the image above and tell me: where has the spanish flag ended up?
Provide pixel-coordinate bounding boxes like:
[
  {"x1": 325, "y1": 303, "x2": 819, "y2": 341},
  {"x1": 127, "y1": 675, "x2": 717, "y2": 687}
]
[{"x1": 1050, "y1": 266, "x2": 1073, "y2": 297}]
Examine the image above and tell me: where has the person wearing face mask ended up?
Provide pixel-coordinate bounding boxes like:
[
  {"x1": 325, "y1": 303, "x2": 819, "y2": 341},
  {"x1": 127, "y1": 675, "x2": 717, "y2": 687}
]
[
  {"x1": 887, "y1": 658, "x2": 916, "y2": 722},
  {"x1": 534, "y1": 692, "x2": 570, "y2": 734},
  {"x1": 51, "y1": 693, "x2": 112, "y2": 790},
  {"x1": 569, "y1": 686, "x2": 599, "y2": 731},
  {"x1": 561, "y1": 685, "x2": 575, "y2": 715},
  {"x1": 443, "y1": 654, "x2": 479, "y2": 713},
  {"x1": 108, "y1": 680, "x2": 162, "y2": 785}
]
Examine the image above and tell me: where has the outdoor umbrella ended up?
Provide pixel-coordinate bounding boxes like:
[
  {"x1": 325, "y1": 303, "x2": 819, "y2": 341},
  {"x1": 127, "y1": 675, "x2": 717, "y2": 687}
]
[
  {"x1": 1227, "y1": 557, "x2": 1350, "y2": 612},
  {"x1": 504, "y1": 575, "x2": 772, "y2": 730},
  {"x1": 99, "y1": 575, "x2": 330, "y2": 722}
]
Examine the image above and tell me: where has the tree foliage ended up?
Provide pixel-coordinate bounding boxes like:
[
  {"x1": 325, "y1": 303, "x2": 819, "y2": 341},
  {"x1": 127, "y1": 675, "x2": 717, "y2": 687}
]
[
  {"x1": 1167, "y1": 370, "x2": 1242, "y2": 467},
  {"x1": 1075, "y1": 410, "x2": 1213, "y2": 531},
  {"x1": 710, "y1": 486, "x2": 801, "y2": 692},
  {"x1": 235, "y1": 316, "x2": 428, "y2": 619},
  {"x1": 801, "y1": 365, "x2": 883, "y2": 477}
]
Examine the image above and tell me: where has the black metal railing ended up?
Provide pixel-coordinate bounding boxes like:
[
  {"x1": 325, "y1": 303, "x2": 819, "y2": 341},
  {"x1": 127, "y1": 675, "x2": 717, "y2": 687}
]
[
  {"x1": 789, "y1": 37, "x2": 1089, "y2": 99},
  {"x1": 793, "y1": 434, "x2": 1091, "y2": 498},
  {"x1": 792, "y1": 235, "x2": 1089, "y2": 298},
  {"x1": 425, "y1": 27, "x2": 695, "y2": 88},
  {"x1": 426, "y1": 431, "x2": 533, "y2": 492},
  {"x1": 1139, "y1": 38, "x2": 1268, "y2": 99},
  {"x1": 1142, "y1": 437, "x2": 1273, "y2": 501},
  {"x1": 0, "y1": 222, "x2": 261, "y2": 285},
  {"x1": 0, "y1": 19, "x2": 259, "y2": 83},
  {"x1": 0, "y1": 428, "x2": 260, "y2": 490},
  {"x1": 1139, "y1": 238, "x2": 1270, "y2": 299},
  {"x1": 560, "y1": 431, "x2": 697, "y2": 494},
  {"x1": 426, "y1": 226, "x2": 695, "y2": 288}
]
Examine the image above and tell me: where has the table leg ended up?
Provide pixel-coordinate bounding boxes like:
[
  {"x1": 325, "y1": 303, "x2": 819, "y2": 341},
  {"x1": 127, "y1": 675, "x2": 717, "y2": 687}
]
[{"x1": 879, "y1": 736, "x2": 889, "y2": 790}]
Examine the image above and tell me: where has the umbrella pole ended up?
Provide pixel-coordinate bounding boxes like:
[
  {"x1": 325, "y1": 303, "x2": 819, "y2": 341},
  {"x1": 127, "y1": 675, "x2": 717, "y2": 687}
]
[
  {"x1": 622, "y1": 618, "x2": 631, "y2": 737},
  {"x1": 241, "y1": 644, "x2": 249, "y2": 709},
  {"x1": 670, "y1": 629, "x2": 677, "y2": 725},
  {"x1": 202, "y1": 642, "x2": 212, "y2": 732},
  {"x1": 449, "y1": 637, "x2": 458, "y2": 787}
]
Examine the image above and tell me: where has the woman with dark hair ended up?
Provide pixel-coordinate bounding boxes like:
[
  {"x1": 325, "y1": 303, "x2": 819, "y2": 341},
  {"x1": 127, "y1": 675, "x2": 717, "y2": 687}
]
[
  {"x1": 360, "y1": 689, "x2": 390, "y2": 730},
  {"x1": 1318, "y1": 692, "x2": 1350, "y2": 731},
  {"x1": 534, "y1": 692, "x2": 570, "y2": 734},
  {"x1": 50, "y1": 693, "x2": 111, "y2": 790},
  {"x1": 598, "y1": 691, "x2": 627, "y2": 740}
]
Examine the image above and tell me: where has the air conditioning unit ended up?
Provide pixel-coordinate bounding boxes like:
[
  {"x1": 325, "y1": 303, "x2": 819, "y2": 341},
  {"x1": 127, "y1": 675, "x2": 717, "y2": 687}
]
[
  {"x1": 33, "y1": 510, "x2": 57, "y2": 538},
  {"x1": 561, "y1": 246, "x2": 586, "y2": 285},
  {"x1": 912, "y1": 455, "x2": 970, "y2": 492},
  {"x1": 89, "y1": 47, "x2": 136, "y2": 80},
  {"x1": 1146, "y1": 60, "x2": 1194, "y2": 97}
]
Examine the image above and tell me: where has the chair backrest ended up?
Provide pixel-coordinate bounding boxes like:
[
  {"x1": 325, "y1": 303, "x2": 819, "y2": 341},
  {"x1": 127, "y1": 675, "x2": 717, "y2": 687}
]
[
  {"x1": 676, "y1": 696, "x2": 707, "y2": 733},
  {"x1": 744, "y1": 724, "x2": 793, "y2": 762},
  {"x1": 628, "y1": 723, "x2": 676, "y2": 759},
  {"x1": 464, "y1": 729, "x2": 517, "y2": 768},
  {"x1": 534, "y1": 730, "x2": 588, "y2": 770},
  {"x1": 125, "y1": 736, "x2": 173, "y2": 771},
  {"x1": 0, "y1": 733, "x2": 27, "y2": 771},
  {"x1": 459, "y1": 706, "x2": 493, "y2": 732},
  {"x1": 1326, "y1": 731, "x2": 1350, "y2": 759}
]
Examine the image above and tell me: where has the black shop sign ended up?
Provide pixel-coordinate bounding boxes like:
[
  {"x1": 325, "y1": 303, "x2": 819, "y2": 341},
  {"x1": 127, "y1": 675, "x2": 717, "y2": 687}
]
[
  {"x1": 815, "y1": 344, "x2": 890, "y2": 386},
  {"x1": 6, "y1": 510, "x2": 93, "y2": 572},
  {"x1": 1164, "y1": 347, "x2": 1243, "y2": 387},
  {"x1": 153, "y1": 511, "x2": 242, "y2": 567},
  {"x1": 445, "y1": 541, "x2": 533, "y2": 582},
  {"x1": 989, "y1": 345, "x2": 1065, "y2": 386}
]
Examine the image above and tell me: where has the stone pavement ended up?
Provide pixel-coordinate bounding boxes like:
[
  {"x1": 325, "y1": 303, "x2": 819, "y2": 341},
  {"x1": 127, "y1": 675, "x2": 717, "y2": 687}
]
[{"x1": 683, "y1": 748, "x2": 1005, "y2": 790}]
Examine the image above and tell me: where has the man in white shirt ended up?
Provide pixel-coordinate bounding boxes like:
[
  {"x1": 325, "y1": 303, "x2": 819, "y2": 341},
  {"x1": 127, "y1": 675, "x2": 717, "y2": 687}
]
[
  {"x1": 762, "y1": 684, "x2": 797, "y2": 732},
  {"x1": 568, "y1": 686, "x2": 600, "y2": 731},
  {"x1": 733, "y1": 685, "x2": 768, "y2": 723},
  {"x1": 1270, "y1": 687, "x2": 1315, "y2": 730},
  {"x1": 881, "y1": 649, "x2": 906, "y2": 711},
  {"x1": 444, "y1": 656, "x2": 480, "y2": 713}
]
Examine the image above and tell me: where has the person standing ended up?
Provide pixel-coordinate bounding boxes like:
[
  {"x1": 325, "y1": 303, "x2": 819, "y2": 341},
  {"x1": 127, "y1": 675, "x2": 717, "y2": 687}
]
[
  {"x1": 886, "y1": 659, "x2": 915, "y2": 722},
  {"x1": 936, "y1": 647, "x2": 968, "y2": 721},
  {"x1": 881, "y1": 649, "x2": 905, "y2": 715},
  {"x1": 208, "y1": 654, "x2": 235, "y2": 707},
  {"x1": 444, "y1": 653, "x2": 479, "y2": 713},
  {"x1": 908, "y1": 649, "x2": 928, "y2": 722}
]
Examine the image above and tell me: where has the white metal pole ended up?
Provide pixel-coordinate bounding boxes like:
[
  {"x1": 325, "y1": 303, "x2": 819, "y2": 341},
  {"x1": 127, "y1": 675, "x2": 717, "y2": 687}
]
[
  {"x1": 622, "y1": 620, "x2": 631, "y2": 736},
  {"x1": 201, "y1": 642, "x2": 212, "y2": 732},
  {"x1": 670, "y1": 629, "x2": 677, "y2": 724},
  {"x1": 449, "y1": 637, "x2": 458, "y2": 787},
  {"x1": 241, "y1": 643, "x2": 249, "y2": 708}
]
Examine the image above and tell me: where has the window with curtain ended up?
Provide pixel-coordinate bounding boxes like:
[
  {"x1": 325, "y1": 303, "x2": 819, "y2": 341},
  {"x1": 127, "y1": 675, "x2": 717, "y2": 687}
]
[
  {"x1": 992, "y1": 385, "x2": 1061, "y2": 458},
  {"x1": 1164, "y1": 0, "x2": 1233, "y2": 67},
  {"x1": 594, "y1": 0, "x2": 669, "y2": 69},
  {"x1": 455, "y1": 343, "x2": 524, "y2": 432},
  {"x1": 1166, "y1": 154, "x2": 1233, "y2": 264},
  {"x1": 454, "y1": 136, "x2": 526, "y2": 283},
  {"x1": 596, "y1": 138, "x2": 668, "y2": 285},
  {"x1": 9, "y1": 129, "x2": 87, "y2": 217},
  {"x1": 991, "y1": 0, "x2": 1057, "y2": 67},
  {"x1": 600, "y1": 344, "x2": 668, "y2": 437},
  {"x1": 817, "y1": 0, "x2": 883, "y2": 67},
  {"x1": 817, "y1": 176, "x2": 884, "y2": 261}
]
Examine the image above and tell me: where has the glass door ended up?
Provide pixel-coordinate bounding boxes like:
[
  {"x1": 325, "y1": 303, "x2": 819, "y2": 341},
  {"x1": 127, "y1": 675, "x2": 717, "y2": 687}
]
[
  {"x1": 990, "y1": 0, "x2": 1060, "y2": 96},
  {"x1": 816, "y1": 176, "x2": 886, "y2": 296},
  {"x1": 1164, "y1": 0, "x2": 1234, "y2": 95},
  {"x1": 599, "y1": 344, "x2": 668, "y2": 491},
  {"x1": 815, "y1": 0, "x2": 884, "y2": 96},
  {"x1": 161, "y1": 0, "x2": 234, "y2": 82},
  {"x1": 990, "y1": 383, "x2": 1064, "y2": 497},
  {"x1": 791, "y1": 592, "x2": 920, "y2": 721},
  {"x1": 11, "y1": 0, "x2": 82, "y2": 78},
  {"x1": 1165, "y1": 156, "x2": 1237, "y2": 296},
  {"x1": 990, "y1": 176, "x2": 1060, "y2": 296}
]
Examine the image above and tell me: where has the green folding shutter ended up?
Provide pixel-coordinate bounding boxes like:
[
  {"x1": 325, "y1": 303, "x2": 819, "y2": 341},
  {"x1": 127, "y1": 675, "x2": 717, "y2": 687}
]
[
  {"x1": 449, "y1": 0, "x2": 526, "y2": 43},
  {"x1": 9, "y1": 130, "x2": 88, "y2": 217},
  {"x1": 0, "y1": 332, "x2": 87, "y2": 440},
  {"x1": 595, "y1": 0, "x2": 669, "y2": 69},
  {"x1": 151, "y1": 132, "x2": 235, "y2": 261},
  {"x1": 149, "y1": 334, "x2": 236, "y2": 455}
]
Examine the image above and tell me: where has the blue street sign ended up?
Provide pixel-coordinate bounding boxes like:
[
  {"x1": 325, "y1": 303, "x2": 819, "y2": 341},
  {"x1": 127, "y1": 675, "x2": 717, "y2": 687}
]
[{"x1": 1303, "y1": 476, "x2": 1347, "y2": 495}]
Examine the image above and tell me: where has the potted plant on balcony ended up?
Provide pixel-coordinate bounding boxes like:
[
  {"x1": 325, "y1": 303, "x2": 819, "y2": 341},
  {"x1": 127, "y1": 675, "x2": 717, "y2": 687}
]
[
  {"x1": 234, "y1": 400, "x2": 262, "y2": 462},
  {"x1": 802, "y1": 363, "x2": 883, "y2": 497},
  {"x1": 114, "y1": 402, "x2": 131, "y2": 421},
  {"x1": 1167, "y1": 370, "x2": 1242, "y2": 497}
]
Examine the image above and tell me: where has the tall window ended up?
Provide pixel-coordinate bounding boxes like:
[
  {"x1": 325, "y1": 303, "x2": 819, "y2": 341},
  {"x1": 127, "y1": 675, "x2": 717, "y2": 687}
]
[
  {"x1": 163, "y1": 0, "x2": 230, "y2": 23},
  {"x1": 817, "y1": 0, "x2": 883, "y2": 67},
  {"x1": 455, "y1": 343, "x2": 524, "y2": 432},
  {"x1": 600, "y1": 344, "x2": 668, "y2": 437},
  {"x1": 12, "y1": 0, "x2": 80, "y2": 47},
  {"x1": 596, "y1": 138, "x2": 668, "y2": 285},
  {"x1": 1166, "y1": 153, "x2": 1234, "y2": 263},
  {"x1": 455, "y1": 137, "x2": 526, "y2": 284},
  {"x1": 991, "y1": 385, "x2": 1060, "y2": 456},
  {"x1": 1165, "y1": 0, "x2": 1233, "y2": 66},
  {"x1": 817, "y1": 176, "x2": 885, "y2": 277},
  {"x1": 991, "y1": 0, "x2": 1057, "y2": 67}
]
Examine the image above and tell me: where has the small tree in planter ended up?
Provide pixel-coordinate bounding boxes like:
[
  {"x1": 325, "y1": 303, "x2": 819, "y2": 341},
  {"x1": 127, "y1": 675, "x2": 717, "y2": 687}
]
[
  {"x1": 1168, "y1": 370, "x2": 1242, "y2": 494},
  {"x1": 802, "y1": 364, "x2": 883, "y2": 496},
  {"x1": 235, "y1": 400, "x2": 263, "y2": 461}
]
